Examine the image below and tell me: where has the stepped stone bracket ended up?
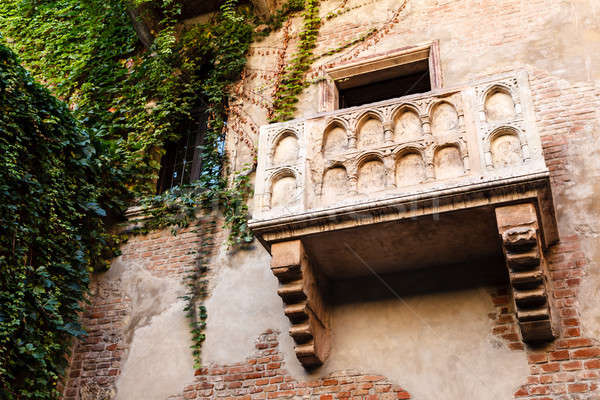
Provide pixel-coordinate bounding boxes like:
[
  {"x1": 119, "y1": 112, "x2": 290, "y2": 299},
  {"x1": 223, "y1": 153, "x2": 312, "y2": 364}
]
[
  {"x1": 270, "y1": 240, "x2": 331, "y2": 368},
  {"x1": 495, "y1": 203, "x2": 555, "y2": 343}
]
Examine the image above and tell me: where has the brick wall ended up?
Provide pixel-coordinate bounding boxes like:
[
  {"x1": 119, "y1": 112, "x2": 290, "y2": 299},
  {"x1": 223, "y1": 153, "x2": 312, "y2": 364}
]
[
  {"x1": 170, "y1": 330, "x2": 412, "y2": 400},
  {"x1": 62, "y1": 225, "x2": 207, "y2": 400}
]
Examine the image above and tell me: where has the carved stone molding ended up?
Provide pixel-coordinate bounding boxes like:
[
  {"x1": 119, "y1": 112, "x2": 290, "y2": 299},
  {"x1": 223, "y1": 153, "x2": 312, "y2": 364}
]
[
  {"x1": 495, "y1": 203, "x2": 555, "y2": 343},
  {"x1": 270, "y1": 240, "x2": 331, "y2": 368}
]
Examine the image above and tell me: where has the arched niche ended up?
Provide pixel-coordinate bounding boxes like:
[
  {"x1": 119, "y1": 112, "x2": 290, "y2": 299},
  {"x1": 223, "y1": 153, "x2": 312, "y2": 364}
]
[
  {"x1": 430, "y1": 102, "x2": 459, "y2": 137},
  {"x1": 357, "y1": 115, "x2": 384, "y2": 149},
  {"x1": 273, "y1": 132, "x2": 299, "y2": 165},
  {"x1": 485, "y1": 88, "x2": 516, "y2": 122},
  {"x1": 322, "y1": 166, "x2": 348, "y2": 205},
  {"x1": 393, "y1": 108, "x2": 422, "y2": 141},
  {"x1": 357, "y1": 156, "x2": 385, "y2": 194},
  {"x1": 271, "y1": 173, "x2": 298, "y2": 210},
  {"x1": 434, "y1": 145, "x2": 464, "y2": 180},
  {"x1": 396, "y1": 152, "x2": 426, "y2": 187},
  {"x1": 491, "y1": 129, "x2": 522, "y2": 167},
  {"x1": 323, "y1": 124, "x2": 348, "y2": 157}
]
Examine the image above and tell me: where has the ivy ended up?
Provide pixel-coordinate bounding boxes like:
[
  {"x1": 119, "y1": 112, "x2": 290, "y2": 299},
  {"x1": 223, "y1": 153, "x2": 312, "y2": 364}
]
[
  {"x1": 0, "y1": 43, "x2": 124, "y2": 399},
  {"x1": 270, "y1": 0, "x2": 321, "y2": 122},
  {"x1": 0, "y1": 0, "x2": 259, "y2": 395},
  {"x1": 253, "y1": 0, "x2": 305, "y2": 38}
]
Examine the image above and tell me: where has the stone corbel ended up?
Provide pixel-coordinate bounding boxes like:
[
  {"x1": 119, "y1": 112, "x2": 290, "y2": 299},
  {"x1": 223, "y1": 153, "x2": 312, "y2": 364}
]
[
  {"x1": 495, "y1": 204, "x2": 555, "y2": 343},
  {"x1": 270, "y1": 240, "x2": 331, "y2": 368}
]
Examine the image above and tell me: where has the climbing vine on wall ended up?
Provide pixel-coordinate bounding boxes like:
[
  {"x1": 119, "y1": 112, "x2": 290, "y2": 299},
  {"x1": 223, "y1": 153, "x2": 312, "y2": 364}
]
[
  {"x1": 0, "y1": 0, "x2": 308, "y2": 392},
  {"x1": 0, "y1": 43, "x2": 127, "y2": 399},
  {"x1": 270, "y1": 0, "x2": 321, "y2": 122}
]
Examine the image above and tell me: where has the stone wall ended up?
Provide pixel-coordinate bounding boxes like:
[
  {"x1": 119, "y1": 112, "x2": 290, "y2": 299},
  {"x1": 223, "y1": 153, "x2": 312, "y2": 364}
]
[{"x1": 63, "y1": 0, "x2": 600, "y2": 399}]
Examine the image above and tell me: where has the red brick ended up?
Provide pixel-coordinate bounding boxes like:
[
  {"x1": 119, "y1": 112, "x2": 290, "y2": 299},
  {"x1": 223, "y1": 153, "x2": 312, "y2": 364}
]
[
  {"x1": 528, "y1": 353, "x2": 548, "y2": 364},
  {"x1": 562, "y1": 360, "x2": 582, "y2": 371},
  {"x1": 568, "y1": 383, "x2": 588, "y2": 393},
  {"x1": 550, "y1": 350, "x2": 570, "y2": 361},
  {"x1": 585, "y1": 359, "x2": 600, "y2": 369},
  {"x1": 572, "y1": 347, "x2": 600, "y2": 359},
  {"x1": 541, "y1": 362, "x2": 560, "y2": 373}
]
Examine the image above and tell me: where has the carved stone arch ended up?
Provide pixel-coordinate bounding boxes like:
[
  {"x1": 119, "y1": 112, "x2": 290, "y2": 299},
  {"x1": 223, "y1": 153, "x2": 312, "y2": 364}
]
[
  {"x1": 322, "y1": 119, "x2": 349, "y2": 157},
  {"x1": 271, "y1": 129, "x2": 300, "y2": 165},
  {"x1": 433, "y1": 143, "x2": 464, "y2": 180},
  {"x1": 391, "y1": 104, "x2": 423, "y2": 142},
  {"x1": 478, "y1": 82, "x2": 520, "y2": 108},
  {"x1": 354, "y1": 109, "x2": 385, "y2": 130},
  {"x1": 356, "y1": 152, "x2": 386, "y2": 194},
  {"x1": 483, "y1": 85, "x2": 518, "y2": 123},
  {"x1": 355, "y1": 110, "x2": 385, "y2": 149},
  {"x1": 487, "y1": 126, "x2": 525, "y2": 168},
  {"x1": 321, "y1": 163, "x2": 349, "y2": 205},
  {"x1": 270, "y1": 128, "x2": 299, "y2": 147},
  {"x1": 394, "y1": 146, "x2": 427, "y2": 187},
  {"x1": 324, "y1": 117, "x2": 350, "y2": 133},
  {"x1": 390, "y1": 103, "x2": 421, "y2": 121},
  {"x1": 429, "y1": 100, "x2": 460, "y2": 137},
  {"x1": 267, "y1": 167, "x2": 300, "y2": 211},
  {"x1": 355, "y1": 150, "x2": 386, "y2": 166},
  {"x1": 267, "y1": 167, "x2": 298, "y2": 188}
]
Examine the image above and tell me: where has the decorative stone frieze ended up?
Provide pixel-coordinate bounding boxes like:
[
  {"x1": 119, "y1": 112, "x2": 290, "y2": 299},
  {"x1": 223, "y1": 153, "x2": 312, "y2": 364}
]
[{"x1": 250, "y1": 70, "x2": 559, "y2": 367}]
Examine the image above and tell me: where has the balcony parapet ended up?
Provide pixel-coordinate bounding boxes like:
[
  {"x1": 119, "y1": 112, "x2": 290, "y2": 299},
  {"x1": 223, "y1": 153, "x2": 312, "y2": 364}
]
[{"x1": 251, "y1": 71, "x2": 555, "y2": 243}]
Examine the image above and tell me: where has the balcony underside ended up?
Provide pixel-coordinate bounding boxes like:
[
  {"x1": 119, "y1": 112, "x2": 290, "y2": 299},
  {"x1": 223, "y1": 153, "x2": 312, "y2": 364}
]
[{"x1": 302, "y1": 206, "x2": 503, "y2": 279}]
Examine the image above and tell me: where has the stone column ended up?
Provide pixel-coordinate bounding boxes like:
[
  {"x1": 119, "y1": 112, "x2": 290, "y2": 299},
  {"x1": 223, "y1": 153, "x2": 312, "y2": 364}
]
[
  {"x1": 495, "y1": 203, "x2": 555, "y2": 343},
  {"x1": 270, "y1": 240, "x2": 331, "y2": 368},
  {"x1": 383, "y1": 121, "x2": 394, "y2": 144}
]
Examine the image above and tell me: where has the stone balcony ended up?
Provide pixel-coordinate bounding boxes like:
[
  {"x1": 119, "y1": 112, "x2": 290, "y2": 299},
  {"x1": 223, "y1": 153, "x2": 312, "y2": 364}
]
[{"x1": 249, "y1": 71, "x2": 559, "y2": 368}]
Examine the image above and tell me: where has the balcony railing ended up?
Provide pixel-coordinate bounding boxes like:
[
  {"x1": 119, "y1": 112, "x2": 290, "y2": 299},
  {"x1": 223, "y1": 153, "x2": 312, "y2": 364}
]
[{"x1": 251, "y1": 71, "x2": 552, "y2": 237}]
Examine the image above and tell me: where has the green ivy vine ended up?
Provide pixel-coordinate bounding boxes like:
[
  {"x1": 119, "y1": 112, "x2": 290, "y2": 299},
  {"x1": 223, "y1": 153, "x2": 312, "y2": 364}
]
[
  {"x1": 0, "y1": 42, "x2": 124, "y2": 399},
  {"x1": 270, "y1": 0, "x2": 321, "y2": 122},
  {"x1": 0, "y1": 0, "x2": 307, "y2": 394}
]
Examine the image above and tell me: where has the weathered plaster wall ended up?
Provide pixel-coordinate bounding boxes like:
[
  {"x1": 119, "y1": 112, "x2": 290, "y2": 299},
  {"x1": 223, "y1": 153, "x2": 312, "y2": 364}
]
[
  {"x1": 108, "y1": 258, "x2": 195, "y2": 400},
  {"x1": 561, "y1": 112, "x2": 600, "y2": 339},
  {"x1": 62, "y1": 228, "x2": 202, "y2": 400},
  {"x1": 64, "y1": 0, "x2": 600, "y2": 399}
]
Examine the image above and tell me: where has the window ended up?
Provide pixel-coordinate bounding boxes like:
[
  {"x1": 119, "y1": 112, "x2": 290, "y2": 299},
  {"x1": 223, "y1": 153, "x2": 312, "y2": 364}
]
[
  {"x1": 337, "y1": 59, "x2": 431, "y2": 108},
  {"x1": 156, "y1": 113, "x2": 207, "y2": 194},
  {"x1": 318, "y1": 42, "x2": 442, "y2": 112}
]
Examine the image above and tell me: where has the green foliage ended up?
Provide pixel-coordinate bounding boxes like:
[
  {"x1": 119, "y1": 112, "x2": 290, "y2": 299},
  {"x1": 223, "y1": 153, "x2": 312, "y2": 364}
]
[
  {"x1": 0, "y1": 0, "x2": 259, "y2": 394},
  {"x1": 0, "y1": 43, "x2": 125, "y2": 399},
  {"x1": 270, "y1": 0, "x2": 321, "y2": 122},
  {"x1": 0, "y1": 0, "x2": 322, "y2": 394}
]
